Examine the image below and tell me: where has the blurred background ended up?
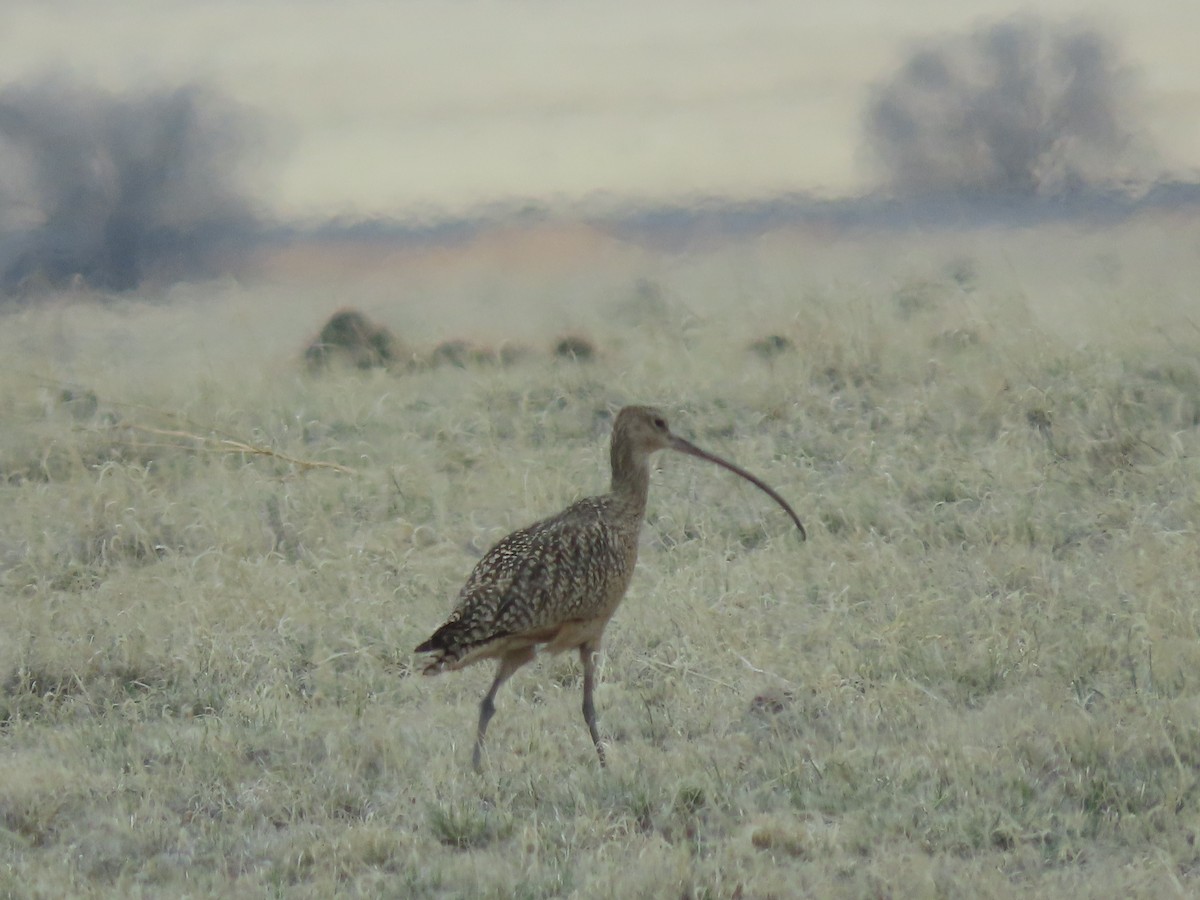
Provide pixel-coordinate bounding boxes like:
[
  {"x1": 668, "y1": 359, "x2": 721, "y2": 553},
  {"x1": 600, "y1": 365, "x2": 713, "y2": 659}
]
[{"x1": 1, "y1": 0, "x2": 1197, "y2": 294}]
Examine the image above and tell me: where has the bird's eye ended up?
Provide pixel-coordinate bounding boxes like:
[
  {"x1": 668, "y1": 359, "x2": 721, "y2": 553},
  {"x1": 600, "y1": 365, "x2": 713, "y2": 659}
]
[{"x1": 653, "y1": 417, "x2": 667, "y2": 430}]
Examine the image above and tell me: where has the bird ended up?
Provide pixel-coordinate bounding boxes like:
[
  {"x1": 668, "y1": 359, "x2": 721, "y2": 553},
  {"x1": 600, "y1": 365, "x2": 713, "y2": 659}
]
[{"x1": 415, "y1": 405, "x2": 806, "y2": 771}]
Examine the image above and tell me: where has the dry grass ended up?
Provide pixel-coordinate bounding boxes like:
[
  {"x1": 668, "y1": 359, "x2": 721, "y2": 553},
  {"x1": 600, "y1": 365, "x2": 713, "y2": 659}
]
[{"x1": 1, "y1": 216, "x2": 1199, "y2": 897}]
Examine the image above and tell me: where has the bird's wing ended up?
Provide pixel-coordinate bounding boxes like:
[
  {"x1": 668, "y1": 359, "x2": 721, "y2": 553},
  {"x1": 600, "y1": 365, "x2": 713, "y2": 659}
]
[
  {"x1": 471, "y1": 499, "x2": 621, "y2": 624},
  {"x1": 421, "y1": 497, "x2": 628, "y2": 656}
]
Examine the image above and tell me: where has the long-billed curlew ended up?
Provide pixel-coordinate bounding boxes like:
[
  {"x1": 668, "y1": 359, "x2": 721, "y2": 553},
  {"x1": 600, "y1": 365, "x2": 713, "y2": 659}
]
[{"x1": 416, "y1": 405, "x2": 805, "y2": 770}]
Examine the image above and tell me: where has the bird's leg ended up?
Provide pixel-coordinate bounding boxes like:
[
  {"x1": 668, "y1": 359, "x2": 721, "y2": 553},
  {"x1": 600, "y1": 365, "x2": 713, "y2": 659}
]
[
  {"x1": 579, "y1": 642, "x2": 606, "y2": 767},
  {"x1": 473, "y1": 647, "x2": 535, "y2": 772}
]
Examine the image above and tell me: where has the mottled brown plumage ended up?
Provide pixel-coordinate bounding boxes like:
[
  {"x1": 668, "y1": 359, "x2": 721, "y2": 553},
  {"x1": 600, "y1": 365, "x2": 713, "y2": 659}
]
[{"x1": 415, "y1": 405, "x2": 805, "y2": 770}]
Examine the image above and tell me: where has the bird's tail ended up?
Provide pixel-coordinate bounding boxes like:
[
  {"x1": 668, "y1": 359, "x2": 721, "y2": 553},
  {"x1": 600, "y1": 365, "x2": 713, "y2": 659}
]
[{"x1": 414, "y1": 626, "x2": 464, "y2": 675}]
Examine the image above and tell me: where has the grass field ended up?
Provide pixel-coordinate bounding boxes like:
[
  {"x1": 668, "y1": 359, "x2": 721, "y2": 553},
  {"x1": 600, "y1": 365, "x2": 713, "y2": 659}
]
[{"x1": 1, "y1": 215, "x2": 1199, "y2": 897}]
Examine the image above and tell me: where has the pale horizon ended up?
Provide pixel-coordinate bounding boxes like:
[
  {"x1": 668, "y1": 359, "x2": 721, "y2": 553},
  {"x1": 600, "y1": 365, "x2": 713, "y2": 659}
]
[{"x1": 4, "y1": 1, "x2": 1198, "y2": 220}]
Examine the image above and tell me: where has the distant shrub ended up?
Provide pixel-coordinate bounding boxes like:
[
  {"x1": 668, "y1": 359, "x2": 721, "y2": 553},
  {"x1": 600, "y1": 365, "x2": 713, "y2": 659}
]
[
  {"x1": 424, "y1": 339, "x2": 505, "y2": 369},
  {"x1": 554, "y1": 335, "x2": 596, "y2": 361},
  {"x1": 428, "y1": 340, "x2": 472, "y2": 369},
  {"x1": 304, "y1": 309, "x2": 397, "y2": 371},
  {"x1": 749, "y1": 334, "x2": 794, "y2": 360}
]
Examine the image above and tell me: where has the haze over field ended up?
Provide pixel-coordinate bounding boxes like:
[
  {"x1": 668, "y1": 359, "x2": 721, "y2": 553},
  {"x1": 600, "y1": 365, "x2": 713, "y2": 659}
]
[
  {"x1": 1, "y1": 4, "x2": 1197, "y2": 293},
  {"x1": 3, "y1": 1, "x2": 1198, "y2": 219}
]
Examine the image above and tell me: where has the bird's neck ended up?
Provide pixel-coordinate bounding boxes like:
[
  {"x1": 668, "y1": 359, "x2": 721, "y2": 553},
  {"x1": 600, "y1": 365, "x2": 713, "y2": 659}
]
[{"x1": 610, "y1": 442, "x2": 650, "y2": 519}]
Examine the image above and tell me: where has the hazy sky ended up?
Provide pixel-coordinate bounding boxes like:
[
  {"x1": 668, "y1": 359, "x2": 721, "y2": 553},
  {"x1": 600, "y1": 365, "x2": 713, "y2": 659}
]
[{"x1": 4, "y1": 1, "x2": 1198, "y2": 218}]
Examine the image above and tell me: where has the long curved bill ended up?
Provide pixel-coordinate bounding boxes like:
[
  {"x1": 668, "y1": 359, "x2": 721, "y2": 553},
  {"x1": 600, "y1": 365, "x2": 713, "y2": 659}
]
[{"x1": 670, "y1": 436, "x2": 807, "y2": 541}]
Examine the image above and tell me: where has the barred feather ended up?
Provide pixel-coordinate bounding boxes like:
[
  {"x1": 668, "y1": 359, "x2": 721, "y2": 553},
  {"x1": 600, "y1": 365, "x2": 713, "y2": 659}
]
[{"x1": 416, "y1": 494, "x2": 639, "y2": 673}]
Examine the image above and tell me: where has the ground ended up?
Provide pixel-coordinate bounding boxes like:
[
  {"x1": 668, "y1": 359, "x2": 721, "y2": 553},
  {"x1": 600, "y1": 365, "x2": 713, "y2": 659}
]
[{"x1": 0, "y1": 213, "x2": 1198, "y2": 897}]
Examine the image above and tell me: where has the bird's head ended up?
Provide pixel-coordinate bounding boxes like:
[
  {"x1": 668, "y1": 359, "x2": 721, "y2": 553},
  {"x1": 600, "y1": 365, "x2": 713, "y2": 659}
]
[
  {"x1": 610, "y1": 405, "x2": 806, "y2": 539},
  {"x1": 612, "y1": 405, "x2": 676, "y2": 457}
]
